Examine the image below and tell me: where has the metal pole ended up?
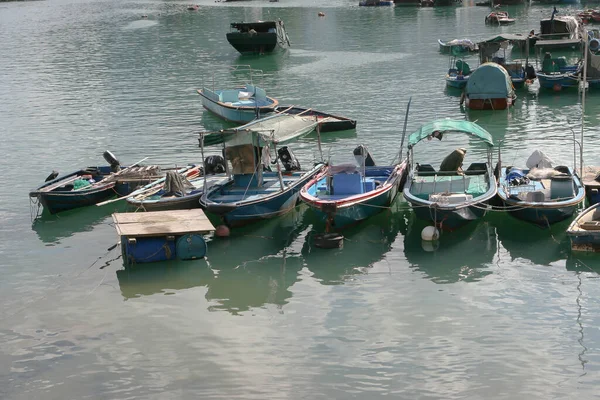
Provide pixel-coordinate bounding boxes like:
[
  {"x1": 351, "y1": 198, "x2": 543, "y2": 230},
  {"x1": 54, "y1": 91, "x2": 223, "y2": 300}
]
[
  {"x1": 399, "y1": 97, "x2": 412, "y2": 163},
  {"x1": 271, "y1": 132, "x2": 285, "y2": 192},
  {"x1": 200, "y1": 133, "x2": 207, "y2": 190},
  {"x1": 316, "y1": 119, "x2": 324, "y2": 162},
  {"x1": 581, "y1": 36, "x2": 589, "y2": 176}
]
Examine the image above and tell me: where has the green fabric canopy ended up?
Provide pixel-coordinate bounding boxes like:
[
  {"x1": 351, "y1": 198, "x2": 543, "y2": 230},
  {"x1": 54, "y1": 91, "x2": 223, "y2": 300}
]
[{"x1": 407, "y1": 120, "x2": 494, "y2": 148}]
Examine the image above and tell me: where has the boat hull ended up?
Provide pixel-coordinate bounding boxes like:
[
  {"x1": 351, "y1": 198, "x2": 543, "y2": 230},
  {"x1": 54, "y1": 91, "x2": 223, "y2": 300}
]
[
  {"x1": 466, "y1": 97, "x2": 513, "y2": 110},
  {"x1": 407, "y1": 198, "x2": 489, "y2": 230},
  {"x1": 226, "y1": 33, "x2": 284, "y2": 55},
  {"x1": 567, "y1": 204, "x2": 600, "y2": 251},
  {"x1": 502, "y1": 204, "x2": 578, "y2": 226},
  {"x1": 536, "y1": 73, "x2": 579, "y2": 90},
  {"x1": 29, "y1": 166, "x2": 137, "y2": 215},
  {"x1": 446, "y1": 75, "x2": 468, "y2": 88},
  {"x1": 127, "y1": 193, "x2": 203, "y2": 212},
  {"x1": 300, "y1": 164, "x2": 405, "y2": 229},
  {"x1": 197, "y1": 89, "x2": 277, "y2": 123},
  {"x1": 274, "y1": 106, "x2": 357, "y2": 132},
  {"x1": 202, "y1": 165, "x2": 325, "y2": 227}
]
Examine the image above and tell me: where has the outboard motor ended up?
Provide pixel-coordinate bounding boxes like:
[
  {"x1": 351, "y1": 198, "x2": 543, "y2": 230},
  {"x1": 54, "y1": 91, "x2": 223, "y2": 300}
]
[
  {"x1": 353, "y1": 145, "x2": 376, "y2": 168},
  {"x1": 103, "y1": 150, "x2": 121, "y2": 173},
  {"x1": 277, "y1": 146, "x2": 301, "y2": 172},
  {"x1": 204, "y1": 155, "x2": 226, "y2": 174}
]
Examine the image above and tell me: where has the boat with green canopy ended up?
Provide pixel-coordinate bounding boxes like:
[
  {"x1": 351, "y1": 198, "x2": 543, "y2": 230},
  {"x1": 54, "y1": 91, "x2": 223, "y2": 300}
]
[{"x1": 402, "y1": 120, "x2": 497, "y2": 230}]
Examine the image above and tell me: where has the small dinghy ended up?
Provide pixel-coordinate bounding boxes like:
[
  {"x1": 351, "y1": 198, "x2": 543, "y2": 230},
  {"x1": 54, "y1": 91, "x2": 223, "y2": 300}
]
[{"x1": 567, "y1": 203, "x2": 600, "y2": 252}]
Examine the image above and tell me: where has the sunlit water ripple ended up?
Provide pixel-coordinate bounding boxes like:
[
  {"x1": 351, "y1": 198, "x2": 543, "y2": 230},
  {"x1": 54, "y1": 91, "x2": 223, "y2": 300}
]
[{"x1": 2, "y1": 0, "x2": 600, "y2": 398}]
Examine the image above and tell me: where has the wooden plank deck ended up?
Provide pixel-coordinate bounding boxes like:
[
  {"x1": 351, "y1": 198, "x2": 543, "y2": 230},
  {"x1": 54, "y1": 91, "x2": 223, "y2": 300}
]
[{"x1": 112, "y1": 209, "x2": 214, "y2": 237}]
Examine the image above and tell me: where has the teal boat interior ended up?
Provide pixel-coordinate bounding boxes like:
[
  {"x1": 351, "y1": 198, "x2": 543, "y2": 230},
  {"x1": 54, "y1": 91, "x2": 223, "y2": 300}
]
[
  {"x1": 210, "y1": 171, "x2": 306, "y2": 202},
  {"x1": 306, "y1": 166, "x2": 395, "y2": 200},
  {"x1": 201, "y1": 84, "x2": 274, "y2": 108},
  {"x1": 407, "y1": 163, "x2": 491, "y2": 203}
]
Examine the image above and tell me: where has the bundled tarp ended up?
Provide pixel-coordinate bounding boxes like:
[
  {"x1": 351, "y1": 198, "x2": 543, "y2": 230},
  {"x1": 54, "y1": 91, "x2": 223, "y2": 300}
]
[{"x1": 465, "y1": 63, "x2": 514, "y2": 100}]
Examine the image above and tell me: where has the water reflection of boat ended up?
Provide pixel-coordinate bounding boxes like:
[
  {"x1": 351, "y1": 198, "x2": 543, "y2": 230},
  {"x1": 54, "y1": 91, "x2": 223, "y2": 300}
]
[
  {"x1": 32, "y1": 202, "x2": 128, "y2": 245},
  {"x1": 298, "y1": 204, "x2": 409, "y2": 285},
  {"x1": 116, "y1": 208, "x2": 307, "y2": 313},
  {"x1": 488, "y1": 212, "x2": 571, "y2": 266},
  {"x1": 403, "y1": 214, "x2": 497, "y2": 284}
]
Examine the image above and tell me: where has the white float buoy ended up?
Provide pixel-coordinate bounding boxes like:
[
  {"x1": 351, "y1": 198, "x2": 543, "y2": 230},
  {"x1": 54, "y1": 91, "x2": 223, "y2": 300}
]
[{"x1": 421, "y1": 226, "x2": 439, "y2": 241}]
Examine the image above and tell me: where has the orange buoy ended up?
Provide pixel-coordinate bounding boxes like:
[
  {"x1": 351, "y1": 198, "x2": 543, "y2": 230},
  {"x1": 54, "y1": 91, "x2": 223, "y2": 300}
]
[
  {"x1": 215, "y1": 225, "x2": 230, "y2": 237},
  {"x1": 553, "y1": 83, "x2": 562, "y2": 92}
]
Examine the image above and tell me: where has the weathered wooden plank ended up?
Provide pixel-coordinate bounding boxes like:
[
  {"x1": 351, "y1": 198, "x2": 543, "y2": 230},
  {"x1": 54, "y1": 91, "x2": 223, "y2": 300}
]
[
  {"x1": 115, "y1": 219, "x2": 215, "y2": 237},
  {"x1": 113, "y1": 209, "x2": 210, "y2": 224}
]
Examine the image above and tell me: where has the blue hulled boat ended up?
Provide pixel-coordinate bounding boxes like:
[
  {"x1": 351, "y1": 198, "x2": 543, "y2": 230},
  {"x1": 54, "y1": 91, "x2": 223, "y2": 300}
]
[
  {"x1": 445, "y1": 59, "x2": 471, "y2": 89},
  {"x1": 197, "y1": 83, "x2": 279, "y2": 123},
  {"x1": 567, "y1": 203, "x2": 600, "y2": 252},
  {"x1": 199, "y1": 125, "x2": 325, "y2": 228},
  {"x1": 29, "y1": 153, "x2": 157, "y2": 215},
  {"x1": 299, "y1": 150, "x2": 407, "y2": 230},
  {"x1": 403, "y1": 120, "x2": 498, "y2": 231},
  {"x1": 497, "y1": 152, "x2": 585, "y2": 227}
]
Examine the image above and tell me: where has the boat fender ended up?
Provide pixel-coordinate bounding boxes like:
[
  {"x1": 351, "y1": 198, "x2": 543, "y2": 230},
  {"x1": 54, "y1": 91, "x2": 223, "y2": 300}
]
[
  {"x1": 421, "y1": 226, "x2": 439, "y2": 241},
  {"x1": 45, "y1": 170, "x2": 59, "y2": 182},
  {"x1": 204, "y1": 155, "x2": 226, "y2": 174},
  {"x1": 277, "y1": 146, "x2": 301, "y2": 172},
  {"x1": 590, "y1": 38, "x2": 600, "y2": 52},
  {"x1": 103, "y1": 150, "x2": 121, "y2": 172},
  {"x1": 313, "y1": 233, "x2": 343, "y2": 249},
  {"x1": 215, "y1": 225, "x2": 230, "y2": 237},
  {"x1": 459, "y1": 91, "x2": 466, "y2": 106}
]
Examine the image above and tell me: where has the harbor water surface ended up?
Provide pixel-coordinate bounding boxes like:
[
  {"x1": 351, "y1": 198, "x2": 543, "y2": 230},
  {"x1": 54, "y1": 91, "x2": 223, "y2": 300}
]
[{"x1": 2, "y1": 0, "x2": 600, "y2": 398}]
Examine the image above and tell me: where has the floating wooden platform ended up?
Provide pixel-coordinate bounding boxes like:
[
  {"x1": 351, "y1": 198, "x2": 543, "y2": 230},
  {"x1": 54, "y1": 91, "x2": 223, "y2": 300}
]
[
  {"x1": 112, "y1": 209, "x2": 215, "y2": 264},
  {"x1": 113, "y1": 209, "x2": 215, "y2": 237}
]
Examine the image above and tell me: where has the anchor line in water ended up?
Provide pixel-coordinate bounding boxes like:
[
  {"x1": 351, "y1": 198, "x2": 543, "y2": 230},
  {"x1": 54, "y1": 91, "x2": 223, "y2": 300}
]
[{"x1": 576, "y1": 271, "x2": 588, "y2": 376}]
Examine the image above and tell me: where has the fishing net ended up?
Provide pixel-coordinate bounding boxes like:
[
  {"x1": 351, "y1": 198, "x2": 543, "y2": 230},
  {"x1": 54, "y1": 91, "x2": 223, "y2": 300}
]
[{"x1": 164, "y1": 171, "x2": 193, "y2": 197}]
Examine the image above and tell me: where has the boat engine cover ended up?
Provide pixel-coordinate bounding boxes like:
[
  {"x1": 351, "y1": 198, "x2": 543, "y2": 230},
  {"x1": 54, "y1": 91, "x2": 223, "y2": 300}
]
[{"x1": 278, "y1": 146, "x2": 301, "y2": 171}]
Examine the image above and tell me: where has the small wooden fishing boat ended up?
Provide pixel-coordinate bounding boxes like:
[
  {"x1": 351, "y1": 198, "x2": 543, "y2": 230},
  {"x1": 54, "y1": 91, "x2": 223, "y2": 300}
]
[
  {"x1": 226, "y1": 21, "x2": 290, "y2": 55},
  {"x1": 29, "y1": 152, "x2": 158, "y2": 215},
  {"x1": 200, "y1": 112, "x2": 319, "y2": 146},
  {"x1": 567, "y1": 203, "x2": 600, "y2": 251},
  {"x1": 359, "y1": 0, "x2": 395, "y2": 6},
  {"x1": 485, "y1": 11, "x2": 515, "y2": 25},
  {"x1": 199, "y1": 124, "x2": 326, "y2": 228},
  {"x1": 438, "y1": 39, "x2": 478, "y2": 54},
  {"x1": 197, "y1": 83, "x2": 279, "y2": 123},
  {"x1": 445, "y1": 59, "x2": 471, "y2": 89},
  {"x1": 403, "y1": 120, "x2": 498, "y2": 230},
  {"x1": 300, "y1": 148, "x2": 407, "y2": 230},
  {"x1": 497, "y1": 156, "x2": 585, "y2": 227},
  {"x1": 274, "y1": 106, "x2": 357, "y2": 132},
  {"x1": 126, "y1": 166, "x2": 227, "y2": 212}
]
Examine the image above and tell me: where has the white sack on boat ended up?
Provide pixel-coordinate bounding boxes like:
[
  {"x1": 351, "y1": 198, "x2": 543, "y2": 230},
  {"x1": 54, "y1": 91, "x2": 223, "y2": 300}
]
[{"x1": 526, "y1": 150, "x2": 554, "y2": 169}]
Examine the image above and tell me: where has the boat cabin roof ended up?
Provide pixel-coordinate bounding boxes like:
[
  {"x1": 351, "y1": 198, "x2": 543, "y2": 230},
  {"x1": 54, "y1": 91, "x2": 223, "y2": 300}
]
[{"x1": 408, "y1": 120, "x2": 494, "y2": 148}]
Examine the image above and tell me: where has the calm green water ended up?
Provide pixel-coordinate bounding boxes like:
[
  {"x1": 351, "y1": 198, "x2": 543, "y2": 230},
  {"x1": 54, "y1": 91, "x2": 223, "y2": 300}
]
[{"x1": 3, "y1": 0, "x2": 600, "y2": 398}]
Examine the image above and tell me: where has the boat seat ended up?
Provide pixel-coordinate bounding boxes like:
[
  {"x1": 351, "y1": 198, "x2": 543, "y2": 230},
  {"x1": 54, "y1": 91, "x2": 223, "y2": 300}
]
[
  {"x1": 581, "y1": 221, "x2": 600, "y2": 231},
  {"x1": 550, "y1": 176, "x2": 574, "y2": 200},
  {"x1": 332, "y1": 172, "x2": 364, "y2": 195}
]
